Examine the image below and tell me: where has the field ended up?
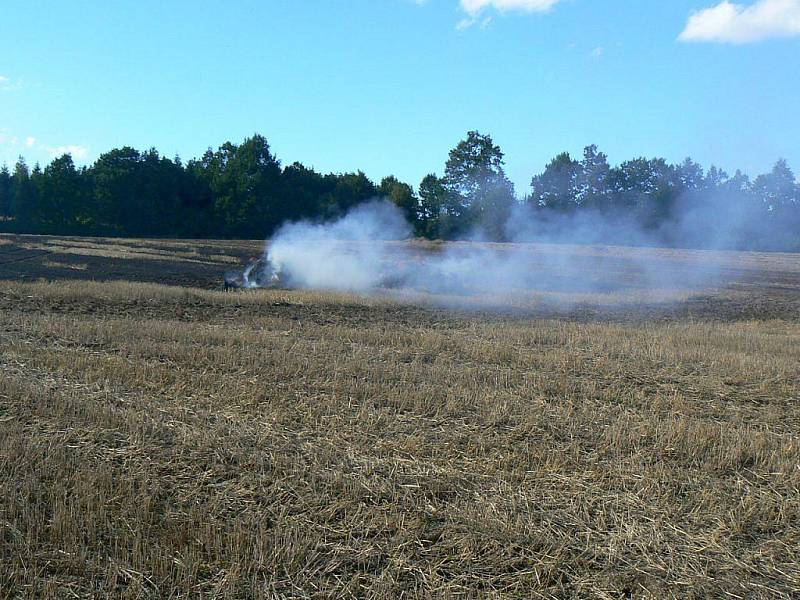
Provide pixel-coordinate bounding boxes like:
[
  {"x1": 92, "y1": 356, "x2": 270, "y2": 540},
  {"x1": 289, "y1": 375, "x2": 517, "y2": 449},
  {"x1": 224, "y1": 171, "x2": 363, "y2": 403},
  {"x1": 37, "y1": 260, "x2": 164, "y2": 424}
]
[{"x1": 1, "y1": 234, "x2": 799, "y2": 599}]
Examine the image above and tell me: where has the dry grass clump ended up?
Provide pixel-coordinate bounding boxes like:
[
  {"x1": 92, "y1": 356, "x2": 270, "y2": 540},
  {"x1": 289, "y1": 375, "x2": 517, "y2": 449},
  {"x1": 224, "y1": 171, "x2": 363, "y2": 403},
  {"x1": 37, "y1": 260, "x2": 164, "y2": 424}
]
[{"x1": 1, "y1": 277, "x2": 799, "y2": 598}]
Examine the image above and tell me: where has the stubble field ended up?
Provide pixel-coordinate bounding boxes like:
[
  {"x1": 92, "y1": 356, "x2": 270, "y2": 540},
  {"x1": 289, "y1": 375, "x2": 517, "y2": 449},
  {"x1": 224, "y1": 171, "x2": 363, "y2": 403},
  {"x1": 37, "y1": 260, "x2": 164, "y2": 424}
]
[{"x1": 1, "y1": 234, "x2": 799, "y2": 599}]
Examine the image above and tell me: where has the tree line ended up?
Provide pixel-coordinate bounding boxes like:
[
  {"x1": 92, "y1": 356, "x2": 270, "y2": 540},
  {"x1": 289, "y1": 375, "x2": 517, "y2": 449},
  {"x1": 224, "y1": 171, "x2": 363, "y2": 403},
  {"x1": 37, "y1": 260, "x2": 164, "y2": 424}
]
[{"x1": 1, "y1": 132, "x2": 798, "y2": 250}]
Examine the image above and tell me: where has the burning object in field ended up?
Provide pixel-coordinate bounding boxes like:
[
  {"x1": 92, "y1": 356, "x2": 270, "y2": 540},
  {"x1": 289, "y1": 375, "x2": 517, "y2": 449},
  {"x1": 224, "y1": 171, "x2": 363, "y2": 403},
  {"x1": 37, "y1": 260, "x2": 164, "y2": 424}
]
[{"x1": 224, "y1": 256, "x2": 283, "y2": 290}]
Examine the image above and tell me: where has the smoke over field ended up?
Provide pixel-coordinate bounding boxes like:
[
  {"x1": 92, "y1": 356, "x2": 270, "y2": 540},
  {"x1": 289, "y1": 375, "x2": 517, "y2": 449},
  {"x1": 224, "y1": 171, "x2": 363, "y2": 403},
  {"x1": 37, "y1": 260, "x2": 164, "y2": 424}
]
[
  {"x1": 245, "y1": 200, "x2": 754, "y2": 304},
  {"x1": 265, "y1": 201, "x2": 411, "y2": 292}
]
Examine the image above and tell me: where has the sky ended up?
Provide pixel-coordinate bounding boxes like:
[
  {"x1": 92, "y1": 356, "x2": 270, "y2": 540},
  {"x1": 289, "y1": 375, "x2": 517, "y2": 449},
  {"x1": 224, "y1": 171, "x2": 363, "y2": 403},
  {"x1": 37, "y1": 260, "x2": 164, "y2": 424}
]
[{"x1": 1, "y1": 0, "x2": 799, "y2": 192}]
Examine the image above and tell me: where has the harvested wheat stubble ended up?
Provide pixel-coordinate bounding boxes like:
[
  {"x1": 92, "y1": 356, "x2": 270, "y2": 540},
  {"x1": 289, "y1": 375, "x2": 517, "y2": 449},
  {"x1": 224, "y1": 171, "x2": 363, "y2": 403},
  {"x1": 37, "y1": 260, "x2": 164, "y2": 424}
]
[{"x1": 1, "y1": 238, "x2": 800, "y2": 599}]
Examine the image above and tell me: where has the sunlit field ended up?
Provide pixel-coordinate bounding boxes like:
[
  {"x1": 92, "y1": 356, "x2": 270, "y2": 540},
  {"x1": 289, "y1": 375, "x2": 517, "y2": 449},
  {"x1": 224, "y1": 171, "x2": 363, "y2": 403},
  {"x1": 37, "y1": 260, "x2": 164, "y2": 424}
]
[{"x1": 1, "y1": 234, "x2": 799, "y2": 598}]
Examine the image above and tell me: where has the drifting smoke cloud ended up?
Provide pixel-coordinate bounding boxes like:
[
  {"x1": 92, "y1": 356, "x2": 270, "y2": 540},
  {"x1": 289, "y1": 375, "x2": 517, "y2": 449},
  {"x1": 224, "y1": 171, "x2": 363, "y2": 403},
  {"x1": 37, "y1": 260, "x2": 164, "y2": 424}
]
[
  {"x1": 255, "y1": 195, "x2": 756, "y2": 303},
  {"x1": 265, "y1": 200, "x2": 547, "y2": 297},
  {"x1": 267, "y1": 201, "x2": 410, "y2": 292},
  {"x1": 507, "y1": 188, "x2": 783, "y2": 253}
]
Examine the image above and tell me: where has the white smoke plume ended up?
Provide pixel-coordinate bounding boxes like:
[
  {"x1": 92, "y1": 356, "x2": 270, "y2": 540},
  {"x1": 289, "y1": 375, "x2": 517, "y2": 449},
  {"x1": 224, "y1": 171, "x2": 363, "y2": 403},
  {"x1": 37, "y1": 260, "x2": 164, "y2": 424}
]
[
  {"x1": 252, "y1": 198, "x2": 744, "y2": 306},
  {"x1": 266, "y1": 201, "x2": 411, "y2": 292}
]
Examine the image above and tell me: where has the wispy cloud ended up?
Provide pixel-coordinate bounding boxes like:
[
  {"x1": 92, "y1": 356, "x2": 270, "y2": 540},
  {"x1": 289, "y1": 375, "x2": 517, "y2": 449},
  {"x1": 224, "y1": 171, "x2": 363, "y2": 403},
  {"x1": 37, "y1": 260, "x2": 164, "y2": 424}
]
[
  {"x1": 460, "y1": 0, "x2": 562, "y2": 15},
  {"x1": 1, "y1": 130, "x2": 89, "y2": 161},
  {"x1": 0, "y1": 75, "x2": 22, "y2": 91},
  {"x1": 679, "y1": 0, "x2": 800, "y2": 43},
  {"x1": 457, "y1": 0, "x2": 563, "y2": 28},
  {"x1": 47, "y1": 145, "x2": 89, "y2": 159},
  {"x1": 457, "y1": 14, "x2": 494, "y2": 30}
]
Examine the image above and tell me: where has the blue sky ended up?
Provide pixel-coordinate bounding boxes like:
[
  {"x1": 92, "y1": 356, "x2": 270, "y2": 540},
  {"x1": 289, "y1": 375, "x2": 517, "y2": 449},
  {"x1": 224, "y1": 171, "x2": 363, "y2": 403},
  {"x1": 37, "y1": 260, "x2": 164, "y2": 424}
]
[{"x1": 1, "y1": 0, "x2": 799, "y2": 192}]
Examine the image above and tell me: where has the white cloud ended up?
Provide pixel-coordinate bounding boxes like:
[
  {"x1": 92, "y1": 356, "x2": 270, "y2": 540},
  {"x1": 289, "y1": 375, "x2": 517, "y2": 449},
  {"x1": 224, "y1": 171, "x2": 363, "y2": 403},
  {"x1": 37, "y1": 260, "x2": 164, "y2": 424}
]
[
  {"x1": 25, "y1": 137, "x2": 36, "y2": 148},
  {"x1": 48, "y1": 145, "x2": 89, "y2": 159},
  {"x1": 679, "y1": 0, "x2": 800, "y2": 43}
]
